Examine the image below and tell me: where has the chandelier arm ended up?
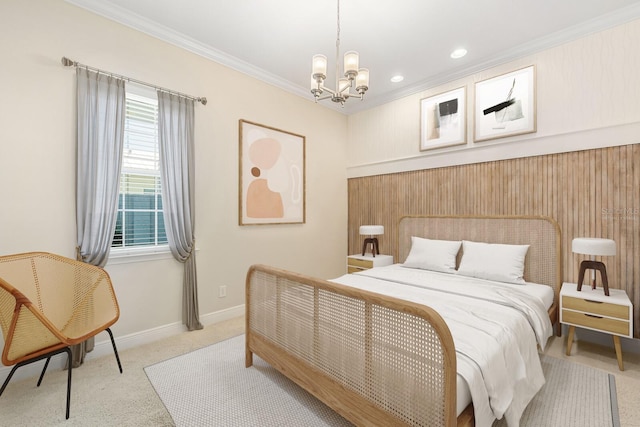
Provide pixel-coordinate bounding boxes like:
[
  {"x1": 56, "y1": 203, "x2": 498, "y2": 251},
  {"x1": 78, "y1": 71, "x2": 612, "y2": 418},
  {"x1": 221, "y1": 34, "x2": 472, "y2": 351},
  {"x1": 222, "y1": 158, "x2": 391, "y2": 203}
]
[
  {"x1": 319, "y1": 83, "x2": 336, "y2": 96},
  {"x1": 338, "y1": 78, "x2": 353, "y2": 95}
]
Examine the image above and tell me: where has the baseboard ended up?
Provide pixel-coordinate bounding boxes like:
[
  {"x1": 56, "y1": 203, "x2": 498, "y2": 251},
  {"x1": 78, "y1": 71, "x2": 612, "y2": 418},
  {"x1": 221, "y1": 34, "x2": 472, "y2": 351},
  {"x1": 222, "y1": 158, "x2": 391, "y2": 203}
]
[
  {"x1": 87, "y1": 304, "x2": 245, "y2": 359},
  {"x1": 0, "y1": 304, "x2": 245, "y2": 385}
]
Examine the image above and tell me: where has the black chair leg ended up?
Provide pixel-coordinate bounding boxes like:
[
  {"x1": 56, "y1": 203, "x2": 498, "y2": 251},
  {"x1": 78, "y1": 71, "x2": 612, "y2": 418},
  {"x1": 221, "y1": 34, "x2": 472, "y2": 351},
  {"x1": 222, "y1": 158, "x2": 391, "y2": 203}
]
[
  {"x1": 1, "y1": 333, "x2": 120, "y2": 421},
  {"x1": 37, "y1": 356, "x2": 52, "y2": 387},
  {"x1": 63, "y1": 347, "x2": 72, "y2": 419},
  {"x1": 0, "y1": 364, "x2": 21, "y2": 397},
  {"x1": 0, "y1": 347, "x2": 72, "y2": 419},
  {"x1": 105, "y1": 328, "x2": 123, "y2": 374}
]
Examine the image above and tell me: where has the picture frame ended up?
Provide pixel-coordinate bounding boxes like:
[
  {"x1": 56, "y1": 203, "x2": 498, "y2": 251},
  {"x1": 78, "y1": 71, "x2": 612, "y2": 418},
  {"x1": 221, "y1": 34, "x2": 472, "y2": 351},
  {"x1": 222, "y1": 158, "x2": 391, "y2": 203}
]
[
  {"x1": 474, "y1": 65, "x2": 536, "y2": 142},
  {"x1": 420, "y1": 86, "x2": 466, "y2": 151},
  {"x1": 239, "y1": 119, "x2": 305, "y2": 225}
]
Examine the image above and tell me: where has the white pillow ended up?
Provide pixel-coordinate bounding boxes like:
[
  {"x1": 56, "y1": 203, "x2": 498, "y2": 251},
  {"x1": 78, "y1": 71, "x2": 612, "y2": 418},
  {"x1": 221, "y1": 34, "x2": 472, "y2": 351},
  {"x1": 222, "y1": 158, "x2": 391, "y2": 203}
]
[
  {"x1": 457, "y1": 240, "x2": 529, "y2": 284},
  {"x1": 403, "y1": 237, "x2": 462, "y2": 274}
]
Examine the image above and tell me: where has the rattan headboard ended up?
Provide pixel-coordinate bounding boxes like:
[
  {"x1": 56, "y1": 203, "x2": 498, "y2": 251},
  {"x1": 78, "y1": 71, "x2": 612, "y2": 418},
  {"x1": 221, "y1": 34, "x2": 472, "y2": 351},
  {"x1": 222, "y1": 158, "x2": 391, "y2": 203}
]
[{"x1": 398, "y1": 215, "x2": 562, "y2": 293}]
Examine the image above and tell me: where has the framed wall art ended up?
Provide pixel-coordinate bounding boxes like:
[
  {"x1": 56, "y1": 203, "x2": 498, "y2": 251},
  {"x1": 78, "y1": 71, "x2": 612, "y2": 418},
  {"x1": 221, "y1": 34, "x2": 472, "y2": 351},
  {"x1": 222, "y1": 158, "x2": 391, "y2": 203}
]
[
  {"x1": 474, "y1": 65, "x2": 536, "y2": 142},
  {"x1": 239, "y1": 119, "x2": 305, "y2": 225},
  {"x1": 420, "y1": 86, "x2": 466, "y2": 150}
]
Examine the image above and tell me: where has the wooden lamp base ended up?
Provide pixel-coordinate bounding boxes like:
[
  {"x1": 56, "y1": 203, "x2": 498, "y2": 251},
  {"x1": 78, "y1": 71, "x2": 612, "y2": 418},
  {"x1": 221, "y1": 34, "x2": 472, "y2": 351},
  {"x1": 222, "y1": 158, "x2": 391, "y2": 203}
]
[
  {"x1": 576, "y1": 260, "x2": 610, "y2": 296},
  {"x1": 361, "y1": 237, "x2": 380, "y2": 257}
]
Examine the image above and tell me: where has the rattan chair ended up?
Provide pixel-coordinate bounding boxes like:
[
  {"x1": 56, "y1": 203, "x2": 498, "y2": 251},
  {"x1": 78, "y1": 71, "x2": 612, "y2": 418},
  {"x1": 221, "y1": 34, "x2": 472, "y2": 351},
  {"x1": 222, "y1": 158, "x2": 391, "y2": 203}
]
[{"x1": 0, "y1": 252, "x2": 122, "y2": 419}]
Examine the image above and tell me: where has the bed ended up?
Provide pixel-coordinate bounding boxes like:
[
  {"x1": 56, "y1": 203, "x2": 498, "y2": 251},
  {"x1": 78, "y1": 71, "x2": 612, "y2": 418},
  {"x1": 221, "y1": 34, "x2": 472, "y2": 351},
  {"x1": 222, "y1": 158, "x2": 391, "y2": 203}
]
[{"x1": 245, "y1": 215, "x2": 561, "y2": 427}]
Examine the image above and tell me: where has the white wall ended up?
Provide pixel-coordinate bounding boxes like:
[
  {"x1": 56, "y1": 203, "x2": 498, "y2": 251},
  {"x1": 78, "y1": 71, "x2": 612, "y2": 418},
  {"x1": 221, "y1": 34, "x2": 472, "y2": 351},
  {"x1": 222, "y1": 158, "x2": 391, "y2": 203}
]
[
  {"x1": 346, "y1": 18, "x2": 640, "y2": 176},
  {"x1": 0, "y1": 0, "x2": 348, "y2": 346}
]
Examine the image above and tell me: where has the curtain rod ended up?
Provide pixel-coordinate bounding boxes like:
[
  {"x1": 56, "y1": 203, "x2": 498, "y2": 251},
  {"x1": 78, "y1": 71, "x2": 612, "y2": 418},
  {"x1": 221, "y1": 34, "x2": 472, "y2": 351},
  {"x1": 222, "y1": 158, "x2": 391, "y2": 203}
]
[{"x1": 61, "y1": 57, "x2": 207, "y2": 105}]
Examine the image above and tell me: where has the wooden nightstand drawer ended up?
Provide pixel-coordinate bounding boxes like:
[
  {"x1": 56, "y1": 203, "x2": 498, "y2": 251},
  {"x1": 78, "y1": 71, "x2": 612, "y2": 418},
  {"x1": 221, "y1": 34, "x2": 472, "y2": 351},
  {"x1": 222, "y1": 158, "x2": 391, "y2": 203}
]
[
  {"x1": 562, "y1": 295, "x2": 629, "y2": 320},
  {"x1": 348, "y1": 257, "x2": 373, "y2": 269},
  {"x1": 561, "y1": 309, "x2": 630, "y2": 336},
  {"x1": 560, "y1": 282, "x2": 633, "y2": 371},
  {"x1": 347, "y1": 255, "x2": 394, "y2": 273}
]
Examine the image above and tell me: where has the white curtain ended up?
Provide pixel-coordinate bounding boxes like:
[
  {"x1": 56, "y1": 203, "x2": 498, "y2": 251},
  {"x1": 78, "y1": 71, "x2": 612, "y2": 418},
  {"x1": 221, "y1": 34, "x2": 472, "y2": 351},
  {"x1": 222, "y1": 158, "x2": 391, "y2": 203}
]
[
  {"x1": 75, "y1": 68, "x2": 125, "y2": 366},
  {"x1": 157, "y1": 91, "x2": 203, "y2": 331}
]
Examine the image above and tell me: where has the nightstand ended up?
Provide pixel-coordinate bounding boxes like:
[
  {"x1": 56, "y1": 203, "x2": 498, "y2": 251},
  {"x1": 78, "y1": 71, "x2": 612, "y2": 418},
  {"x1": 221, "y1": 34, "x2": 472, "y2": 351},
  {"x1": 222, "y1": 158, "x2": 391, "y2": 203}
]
[
  {"x1": 347, "y1": 254, "x2": 393, "y2": 274},
  {"x1": 560, "y1": 282, "x2": 633, "y2": 370}
]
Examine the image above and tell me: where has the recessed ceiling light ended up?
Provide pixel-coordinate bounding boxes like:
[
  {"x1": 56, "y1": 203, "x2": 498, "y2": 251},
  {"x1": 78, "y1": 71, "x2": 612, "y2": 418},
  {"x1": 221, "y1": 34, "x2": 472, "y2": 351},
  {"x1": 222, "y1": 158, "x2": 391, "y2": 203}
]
[
  {"x1": 450, "y1": 48, "x2": 467, "y2": 59},
  {"x1": 390, "y1": 75, "x2": 404, "y2": 83}
]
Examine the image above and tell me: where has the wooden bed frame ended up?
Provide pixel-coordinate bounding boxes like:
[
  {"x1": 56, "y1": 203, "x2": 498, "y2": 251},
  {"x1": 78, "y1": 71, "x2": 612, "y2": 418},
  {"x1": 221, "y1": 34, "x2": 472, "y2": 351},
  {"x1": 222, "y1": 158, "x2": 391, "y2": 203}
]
[{"x1": 245, "y1": 215, "x2": 562, "y2": 426}]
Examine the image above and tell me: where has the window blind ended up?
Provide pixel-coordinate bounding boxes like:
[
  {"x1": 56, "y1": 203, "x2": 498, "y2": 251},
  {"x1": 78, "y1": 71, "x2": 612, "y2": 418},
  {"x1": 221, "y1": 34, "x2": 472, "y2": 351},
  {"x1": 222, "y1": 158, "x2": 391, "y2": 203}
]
[{"x1": 112, "y1": 93, "x2": 167, "y2": 248}]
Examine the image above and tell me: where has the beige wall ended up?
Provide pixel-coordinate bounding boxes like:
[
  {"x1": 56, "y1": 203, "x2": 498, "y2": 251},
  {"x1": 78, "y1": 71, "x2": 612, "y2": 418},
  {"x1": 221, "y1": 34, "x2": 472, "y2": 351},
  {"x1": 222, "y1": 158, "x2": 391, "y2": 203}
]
[{"x1": 0, "y1": 0, "x2": 348, "y2": 340}]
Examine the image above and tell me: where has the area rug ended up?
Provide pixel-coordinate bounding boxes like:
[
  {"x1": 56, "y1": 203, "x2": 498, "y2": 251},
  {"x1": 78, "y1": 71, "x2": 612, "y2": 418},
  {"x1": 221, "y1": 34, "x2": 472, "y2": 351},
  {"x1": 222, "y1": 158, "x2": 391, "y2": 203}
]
[
  {"x1": 494, "y1": 353, "x2": 619, "y2": 427},
  {"x1": 144, "y1": 335, "x2": 350, "y2": 426},
  {"x1": 144, "y1": 335, "x2": 619, "y2": 427}
]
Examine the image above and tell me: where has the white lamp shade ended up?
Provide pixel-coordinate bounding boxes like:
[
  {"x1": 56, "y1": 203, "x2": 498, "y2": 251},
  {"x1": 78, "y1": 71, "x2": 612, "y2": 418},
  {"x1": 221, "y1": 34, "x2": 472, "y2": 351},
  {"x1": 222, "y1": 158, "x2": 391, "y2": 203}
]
[
  {"x1": 344, "y1": 51, "x2": 359, "y2": 75},
  {"x1": 356, "y1": 68, "x2": 369, "y2": 89},
  {"x1": 312, "y1": 54, "x2": 327, "y2": 77},
  {"x1": 572, "y1": 238, "x2": 616, "y2": 256},
  {"x1": 360, "y1": 225, "x2": 384, "y2": 236}
]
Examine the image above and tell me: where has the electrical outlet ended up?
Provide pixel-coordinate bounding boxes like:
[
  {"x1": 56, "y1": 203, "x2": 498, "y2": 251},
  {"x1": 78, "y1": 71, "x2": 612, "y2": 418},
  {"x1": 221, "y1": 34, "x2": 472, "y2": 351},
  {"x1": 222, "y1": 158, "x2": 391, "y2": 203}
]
[{"x1": 218, "y1": 285, "x2": 227, "y2": 298}]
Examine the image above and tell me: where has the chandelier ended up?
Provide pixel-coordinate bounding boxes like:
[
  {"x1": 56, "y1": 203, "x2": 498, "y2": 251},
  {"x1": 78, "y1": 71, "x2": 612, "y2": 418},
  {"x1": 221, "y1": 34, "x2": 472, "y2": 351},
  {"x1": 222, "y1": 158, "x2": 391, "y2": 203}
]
[{"x1": 310, "y1": 0, "x2": 369, "y2": 105}]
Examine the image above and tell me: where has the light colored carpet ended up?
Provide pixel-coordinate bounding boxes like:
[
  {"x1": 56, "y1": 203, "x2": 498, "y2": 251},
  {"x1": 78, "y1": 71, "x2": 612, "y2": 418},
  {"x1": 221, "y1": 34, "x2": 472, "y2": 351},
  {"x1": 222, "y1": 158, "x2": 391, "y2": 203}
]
[
  {"x1": 0, "y1": 316, "x2": 245, "y2": 426},
  {"x1": 145, "y1": 334, "x2": 620, "y2": 427}
]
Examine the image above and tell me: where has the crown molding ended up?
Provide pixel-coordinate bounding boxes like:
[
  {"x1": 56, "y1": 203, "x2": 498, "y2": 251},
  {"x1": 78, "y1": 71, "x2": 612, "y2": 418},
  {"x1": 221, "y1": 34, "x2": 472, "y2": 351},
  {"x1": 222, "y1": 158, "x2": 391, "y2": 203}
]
[
  {"x1": 66, "y1": 1, "x2": 640, "y2": 116},
  {"x1": 64, "y1": 0, "x2": 313, "y2": 97}
]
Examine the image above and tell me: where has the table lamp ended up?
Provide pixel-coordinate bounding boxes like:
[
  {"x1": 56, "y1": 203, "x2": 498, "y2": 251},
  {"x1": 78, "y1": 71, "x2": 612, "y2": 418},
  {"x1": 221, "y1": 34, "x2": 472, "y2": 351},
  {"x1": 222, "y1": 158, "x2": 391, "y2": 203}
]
[
  {"x1": 572, "y1": 237, "x2": 616, "y2": 296},
  {"x1": 360, "y1": 225, "x2": 384, "y2": 257}
]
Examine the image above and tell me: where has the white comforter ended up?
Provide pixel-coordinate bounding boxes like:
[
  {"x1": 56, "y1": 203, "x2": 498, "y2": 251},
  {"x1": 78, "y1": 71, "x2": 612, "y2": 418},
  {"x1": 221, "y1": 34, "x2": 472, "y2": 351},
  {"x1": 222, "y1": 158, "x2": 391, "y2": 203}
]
[{"x1": 330, "y1": 264, "x2": 552, "y2": 427}]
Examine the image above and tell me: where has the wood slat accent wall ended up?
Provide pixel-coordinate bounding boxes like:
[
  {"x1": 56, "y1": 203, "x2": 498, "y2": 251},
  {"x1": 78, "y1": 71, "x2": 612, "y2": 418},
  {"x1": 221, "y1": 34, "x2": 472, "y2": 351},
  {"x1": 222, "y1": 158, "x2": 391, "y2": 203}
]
[{"x1": 348, "y1": 144, "x2": 640, "y2": 337}]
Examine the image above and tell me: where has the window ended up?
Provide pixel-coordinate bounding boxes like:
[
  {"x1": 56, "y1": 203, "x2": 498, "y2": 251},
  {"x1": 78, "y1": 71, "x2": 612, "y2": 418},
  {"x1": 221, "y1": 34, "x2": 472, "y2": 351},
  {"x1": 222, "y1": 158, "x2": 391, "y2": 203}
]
[{"x1": 112, "y1": 91, "x2": 168, "y2": 250}]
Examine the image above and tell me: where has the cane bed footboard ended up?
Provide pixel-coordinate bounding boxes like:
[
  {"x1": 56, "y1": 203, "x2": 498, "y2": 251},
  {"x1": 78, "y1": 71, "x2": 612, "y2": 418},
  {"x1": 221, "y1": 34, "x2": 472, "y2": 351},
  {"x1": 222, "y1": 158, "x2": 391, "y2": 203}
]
[{"x1": 246, "y1": 264, "x2": 458, "y2": 427}]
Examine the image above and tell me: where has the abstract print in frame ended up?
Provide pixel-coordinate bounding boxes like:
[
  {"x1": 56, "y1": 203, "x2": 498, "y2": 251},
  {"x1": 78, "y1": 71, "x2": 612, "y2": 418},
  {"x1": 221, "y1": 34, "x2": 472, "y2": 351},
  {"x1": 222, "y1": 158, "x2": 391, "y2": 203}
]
[
  {"x1": 239, "y1": 119, "x2": 305, "y2": 225},
  {"x1": 420, "y1": 86, "x2": 466, "y2": 150},
  {"x1": 474, "y1": 65, "x2": 536, "y2": 142}
]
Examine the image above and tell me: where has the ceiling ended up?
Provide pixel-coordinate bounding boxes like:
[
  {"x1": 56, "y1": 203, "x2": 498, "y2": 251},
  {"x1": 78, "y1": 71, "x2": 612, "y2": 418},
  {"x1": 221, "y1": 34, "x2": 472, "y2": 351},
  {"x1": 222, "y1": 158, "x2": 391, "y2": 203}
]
[{"x1": 68, "y1": 0, "x2": 640, "y2": 114}]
